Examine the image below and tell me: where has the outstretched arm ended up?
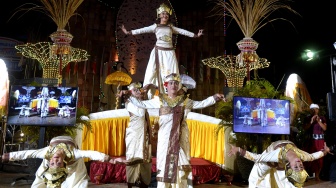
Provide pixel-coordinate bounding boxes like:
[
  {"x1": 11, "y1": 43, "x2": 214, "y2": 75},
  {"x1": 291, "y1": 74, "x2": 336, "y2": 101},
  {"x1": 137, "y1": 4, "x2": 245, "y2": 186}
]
[
  {"x1": 2, "y1": 147, "x2": 49, "y2": 162},
  {"x1": 74, "y1": 149, "x2": 110, "y2": 162},
  {"x1": 189, "y1": 93, "x2": 225, "y2": 109}
]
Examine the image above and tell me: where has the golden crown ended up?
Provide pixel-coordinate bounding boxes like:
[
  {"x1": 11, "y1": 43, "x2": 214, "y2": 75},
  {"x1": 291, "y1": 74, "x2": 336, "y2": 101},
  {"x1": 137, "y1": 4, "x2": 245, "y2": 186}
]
[
  {"x1": 156, "y1": 3, "x2": 172, "y2": 18},
  {"x1": 128, "y1": 82, "x2": 142, "y2": 90},
  {"x1": 286, "y1": 168, "x2": 308, "y2": 187},
  {"x1": 164, "y1": 73, "x2": 180, "y2": 83}
]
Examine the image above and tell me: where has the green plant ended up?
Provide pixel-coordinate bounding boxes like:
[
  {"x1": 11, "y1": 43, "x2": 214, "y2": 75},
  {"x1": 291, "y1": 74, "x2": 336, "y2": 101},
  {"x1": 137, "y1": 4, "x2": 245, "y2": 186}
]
[{"x1": 215, "y1": 78, "x2": 293, "y2": 153}]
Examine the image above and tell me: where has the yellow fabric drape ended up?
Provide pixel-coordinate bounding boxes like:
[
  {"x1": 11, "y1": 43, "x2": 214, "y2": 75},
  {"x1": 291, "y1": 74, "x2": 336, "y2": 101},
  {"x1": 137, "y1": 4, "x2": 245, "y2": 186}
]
[
  {"x1": 82, "y1": 116, "x2": 225, "y2": 165},
  {"x1": 187, "y1": 119, "x2": 224, "y2": 165},
  {"x1": 81, "y1": 117, "x2": 129, "y2": 156}
]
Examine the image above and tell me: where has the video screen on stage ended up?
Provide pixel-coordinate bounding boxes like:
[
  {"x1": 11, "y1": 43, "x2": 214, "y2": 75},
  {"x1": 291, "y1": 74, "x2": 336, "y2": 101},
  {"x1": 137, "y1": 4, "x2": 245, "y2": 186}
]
[
  {"x1": 233, "y1": 96, "x2": 290, "y2": 135},
  {"x1": 7, "y1": 85, "x2": 79, "y2": 126}
]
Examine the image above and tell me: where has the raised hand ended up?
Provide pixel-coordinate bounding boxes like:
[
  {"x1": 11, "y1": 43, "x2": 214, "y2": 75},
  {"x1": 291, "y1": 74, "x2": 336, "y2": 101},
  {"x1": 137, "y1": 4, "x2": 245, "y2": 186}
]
[
  {"x1": 197, "y1": 29, "x2": 204, "y2": 37},
  {"x1": 120, "y1": 24, "x2": 129, "y2": 35},
  {"x1": 228, "y1": 144, "x2": 239, "y2": 157}
]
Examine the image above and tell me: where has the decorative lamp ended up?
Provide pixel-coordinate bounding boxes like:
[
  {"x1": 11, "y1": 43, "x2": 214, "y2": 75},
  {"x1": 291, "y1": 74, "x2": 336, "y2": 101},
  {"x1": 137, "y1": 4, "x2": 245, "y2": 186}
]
[
  {"x1": 205, "y1": 0, "x2": 298, "y2": 87},
  {"x1": 105, "y1": 71, "x2": 132, "y2": 109},
  {"x1": 13, "y1": 0, "x2": 88, "y2": 85}
]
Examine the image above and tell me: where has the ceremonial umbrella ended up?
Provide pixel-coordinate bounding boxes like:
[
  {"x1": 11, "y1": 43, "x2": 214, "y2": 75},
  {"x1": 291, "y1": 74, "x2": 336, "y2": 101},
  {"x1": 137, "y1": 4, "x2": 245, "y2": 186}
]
[
  {"x1": 105, "y1": 71, "x2": 132, "y2": 109},
  {"x1": 180, "y1": 74, "x2": 196, "y2": 89}
]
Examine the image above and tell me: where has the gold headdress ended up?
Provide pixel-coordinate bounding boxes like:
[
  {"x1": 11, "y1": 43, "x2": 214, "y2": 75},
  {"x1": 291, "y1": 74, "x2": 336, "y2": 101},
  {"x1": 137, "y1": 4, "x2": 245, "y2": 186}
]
[
  {"x1": 45, "y1": 143, "x2": 75, "y2": 164},
  {"x1": 285, "y1": 167, "x2": 309, "y2": 187},
  {"x1": 156, "y1": 3, "x2": 172, "y2": 18},
  {"x1": 128, "y1": 82, "x2": 142, "y2": 90},
  {"x1": 43, "y1": 167, "x2": 68, "y2": 188},
  {"x1": 164, "y1": 73, "x2": 180, "y2": 83}
]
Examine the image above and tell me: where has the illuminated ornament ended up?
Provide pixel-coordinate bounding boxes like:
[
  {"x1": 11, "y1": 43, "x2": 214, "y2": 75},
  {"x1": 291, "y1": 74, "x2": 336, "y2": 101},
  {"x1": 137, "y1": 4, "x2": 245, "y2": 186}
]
[
  {"x1": 14, "y1": 0, "x2": 88, "y2": 85},
  {"x1": 206, "y1": 0, "x2": 298, "y2": 88},
  {"x1": 202, "y1": 38, "x2": 270, "y2": 88},
  {"x1": 105, "y1": 71, "x2": 132, "y2": 109},
  {"x1": 15, "y1": 40, "x2": 88, "y2": 80}
]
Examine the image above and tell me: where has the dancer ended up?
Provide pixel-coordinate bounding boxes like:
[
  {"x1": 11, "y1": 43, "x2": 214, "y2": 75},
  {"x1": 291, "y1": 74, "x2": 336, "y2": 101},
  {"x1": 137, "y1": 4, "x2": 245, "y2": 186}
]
[
  {"x1": 117, "y1": 82, "x2": 152, "y2": 188},
  {"x1": 121, "y1": 3, "x2": 203, "y2": 96},
  {"x1": 228, "y1": 140, "x2": 332, "y2": 187},
  {"x1": 2, "y1": 136, "x2": 113, "y2": 188},
  {"x1": 126, "y1": 73, "x2": 225, "y2": 188}
]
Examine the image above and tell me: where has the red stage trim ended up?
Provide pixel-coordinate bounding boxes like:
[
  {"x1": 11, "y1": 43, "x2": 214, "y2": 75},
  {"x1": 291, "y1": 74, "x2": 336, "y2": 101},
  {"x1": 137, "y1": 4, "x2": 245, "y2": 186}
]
[{"x1": 89, "y1": 157, "x2": 221, "y2": 185}]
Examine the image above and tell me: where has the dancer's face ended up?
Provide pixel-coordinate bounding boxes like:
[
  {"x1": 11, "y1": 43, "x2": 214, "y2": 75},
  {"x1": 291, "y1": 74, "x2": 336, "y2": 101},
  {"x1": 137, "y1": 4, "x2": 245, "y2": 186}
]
[
  {"x1": 160, "y1": 11, "x2": 170, "y2": 24},
  {"x1": 167, "y1": 81, "x2": 179, "y2": 95},
  {"x1": 49, "y1": 149, "x2": 65, "y2": 168},
  {"x1": 131, "y1": 88, "x2": 142, "y2": 99},
  {"x1": 289, "y1": 158, "x2": 304, "y2": 172}
]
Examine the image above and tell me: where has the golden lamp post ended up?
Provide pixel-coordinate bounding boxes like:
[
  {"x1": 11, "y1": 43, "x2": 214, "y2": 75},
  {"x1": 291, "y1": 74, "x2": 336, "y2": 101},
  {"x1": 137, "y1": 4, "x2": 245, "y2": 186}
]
[
  {"x1": 13, "y1": 0, "x2": 89, "y2": 85},
  {"x1": 205, "y1": 0, "x2": 299, "y2": 88}
]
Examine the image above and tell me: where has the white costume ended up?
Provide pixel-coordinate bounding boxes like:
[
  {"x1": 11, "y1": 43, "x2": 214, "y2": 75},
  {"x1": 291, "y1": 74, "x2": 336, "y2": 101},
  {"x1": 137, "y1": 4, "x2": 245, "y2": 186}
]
[
  {"x1": 243, "y1": 140, "x2": 325, "y2": 188},
  {"x1": 16, "y1": 105, "x2": 32, "y2": 117},
  {"x1": 40, "y1": 96, "x2": 49, "y2": 118},
  {"x1": 125, "y1": 101, "x2": 152, "y2": 185},
  {"x1": 128, "y1": 94, "x2": 217, "y2": 188},
  {"x1": 5, "y1": 136, "x2": 110, "y2": 188},
  {"x1": 130, "y1": 24, "x2": 195, "y2": 94},
  {"x1": 58, "y1": 105, "x2": 75, "y2": 118},
  {"x1": 259, "y1": 99, "x2": 268, "y2": 126}
]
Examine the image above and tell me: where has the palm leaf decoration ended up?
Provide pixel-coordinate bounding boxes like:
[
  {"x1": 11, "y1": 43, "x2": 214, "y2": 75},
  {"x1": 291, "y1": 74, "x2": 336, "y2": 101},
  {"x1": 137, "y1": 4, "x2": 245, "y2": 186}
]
[
  {"x1": 209, "y1": 0, "x2": 300, "y2": 38},
  {"x1": 11, "y1": 0, "x2": 84, "y2": 30}
]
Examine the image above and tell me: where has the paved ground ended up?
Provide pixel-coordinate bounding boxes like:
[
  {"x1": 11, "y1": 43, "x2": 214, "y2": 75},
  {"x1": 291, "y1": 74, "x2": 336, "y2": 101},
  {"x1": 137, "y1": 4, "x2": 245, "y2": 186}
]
[{"x1": 0, "y1": 171, "x2": 334, "y2": 188}]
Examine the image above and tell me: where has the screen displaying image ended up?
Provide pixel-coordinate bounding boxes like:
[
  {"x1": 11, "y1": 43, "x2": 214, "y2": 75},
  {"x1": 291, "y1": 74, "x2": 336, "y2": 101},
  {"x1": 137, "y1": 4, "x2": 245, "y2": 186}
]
[
  {"x1": 233, "y1": 96, "x2": 290, "y2": 135},
  {"x1": 7, "y1": 85, "x2": 78, "y2": 126}
]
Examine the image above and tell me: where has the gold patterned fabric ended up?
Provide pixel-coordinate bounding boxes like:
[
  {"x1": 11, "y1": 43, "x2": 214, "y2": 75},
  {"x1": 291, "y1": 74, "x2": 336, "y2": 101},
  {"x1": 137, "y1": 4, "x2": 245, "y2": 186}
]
[
  {"x1": 160, "y1": 93, "x2": 187, "y2": 107},
  {"x1": 42, "y1": 167, "x2": 68, "y2": 188}
]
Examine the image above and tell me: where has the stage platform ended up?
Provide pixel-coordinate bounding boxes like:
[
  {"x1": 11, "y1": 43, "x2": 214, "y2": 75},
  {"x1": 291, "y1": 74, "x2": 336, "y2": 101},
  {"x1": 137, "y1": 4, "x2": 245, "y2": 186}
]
[{"x1": 89, "y1": 157, "x2": 222, "y2": 185}]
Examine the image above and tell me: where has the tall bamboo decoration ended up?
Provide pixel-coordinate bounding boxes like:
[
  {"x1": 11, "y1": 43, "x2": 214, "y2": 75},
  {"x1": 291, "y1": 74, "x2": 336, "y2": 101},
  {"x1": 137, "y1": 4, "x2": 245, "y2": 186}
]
[
  {"x1": 203, "y1": 0, "x2": 299, "y2": 87},
  {"x1": 14, "y1": 0, "x2": 88, "y2": 85}
]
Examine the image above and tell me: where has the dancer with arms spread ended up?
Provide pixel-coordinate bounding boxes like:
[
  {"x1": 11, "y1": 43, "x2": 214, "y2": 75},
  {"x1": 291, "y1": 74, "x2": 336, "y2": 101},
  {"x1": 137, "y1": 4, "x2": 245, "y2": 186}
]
[
  {"x1": 229, "y1": 140, "x2": 332, "y2": 188},
  {"x1": 126, "y1": 73, "x2": 225, "y2": 188},
  {"x1": 2, "y1": 136, "x2": 113, "y2": 188},
  {"x1": 121, "y1": 3, "x2": 203, "y2": 96}
]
